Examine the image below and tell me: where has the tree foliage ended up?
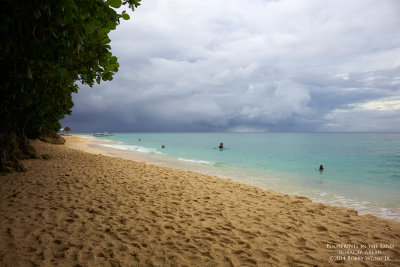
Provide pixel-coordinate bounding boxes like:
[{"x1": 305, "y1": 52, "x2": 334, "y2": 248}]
[
  {"x1": 0, "y1": 0, "x2": 141, "y2": 172},
  {"x1": 64, "y1": 127, "x2": 71, "y2": 134}
]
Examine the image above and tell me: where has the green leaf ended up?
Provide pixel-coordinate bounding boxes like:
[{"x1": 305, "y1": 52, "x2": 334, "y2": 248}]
[
  {"x1": 106, "y1": 20, "x2": 117, "y2": 30},
  {"x1": 110, "y1": 56, "x2": 118, "y2": 64},
  {"x1": 122, "y1": 13, "x2": 130, "y2": 20},
  {"x1": 98, "y1": 28, "x2": 111, "y2": 37},
  {"x1": 132, "y1": 0, "x2": 141, "y2": 8},
  {"x1": 84, "y1": 23, "x2": 96, "y2": 35},
  {"x1": 27, "y1": 66, "x2": 32, "y2": 79},
  {"x1": 107, "y1": 0, "x2": 122, "y2": 9}
]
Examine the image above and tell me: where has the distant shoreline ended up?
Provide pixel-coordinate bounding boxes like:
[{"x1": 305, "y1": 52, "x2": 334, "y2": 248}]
[{"x1": 66, "y1": 133, "x2": 400, "y2": 222}]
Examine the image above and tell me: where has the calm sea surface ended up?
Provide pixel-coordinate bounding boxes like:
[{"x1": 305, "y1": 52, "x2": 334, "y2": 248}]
[{"x1": 80, "y1": 132, "x2": 400, "y2": 221}]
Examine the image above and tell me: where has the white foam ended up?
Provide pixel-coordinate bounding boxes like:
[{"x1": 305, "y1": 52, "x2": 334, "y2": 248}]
[
  {"x1": 80, "y1": 136, "x2": 95, "y2": 139},
  {"x1": 308, "y1": 192, "x2": 400, "y2": 222},
  {"x1": 178, "y1": 157, "x2": 215, "y2": 165},
  {"x1": 100, "y1": 144, "x2": 163, "y2": 155}
]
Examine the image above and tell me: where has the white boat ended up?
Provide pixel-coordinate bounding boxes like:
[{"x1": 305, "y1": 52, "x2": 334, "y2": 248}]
[{"x1": 93, "y1": 132, "x2": 113, "y2": 137}]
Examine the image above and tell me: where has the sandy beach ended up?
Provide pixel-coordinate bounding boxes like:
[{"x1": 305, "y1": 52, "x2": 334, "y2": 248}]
[{"x1": 0, "y1": 136, "x2": 399, "y2": 266}]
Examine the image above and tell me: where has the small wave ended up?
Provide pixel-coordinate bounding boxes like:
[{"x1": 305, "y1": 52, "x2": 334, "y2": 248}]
[
  {"x1": 319, "y1": 192, "x2": 329, "y2": 197},
  {"x1": 80, "y1": 136, "x2": 95, "y2": 139},
  {"x1": 178, "y1": 157, "x2": 215, "y2": 165},
  {"x1": 310, "y1": 193, "x2": 400, "y2": 221},
  {"x1": 100, "y1": 144, "x2": 163, "y2": 155}
]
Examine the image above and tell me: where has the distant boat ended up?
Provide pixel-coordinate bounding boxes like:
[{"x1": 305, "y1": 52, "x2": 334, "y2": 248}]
[{"x1": 93, "y1": 132, "x2": 113, "y2": 137}]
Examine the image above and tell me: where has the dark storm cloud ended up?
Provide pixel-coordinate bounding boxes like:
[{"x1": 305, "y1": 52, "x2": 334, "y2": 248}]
[{"x1": 62, "y1": 0, "x2": 400, "y2": 132}]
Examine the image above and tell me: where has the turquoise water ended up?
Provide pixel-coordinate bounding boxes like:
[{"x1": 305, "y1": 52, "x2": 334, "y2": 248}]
[{"x1": 81, "y1": 133, "x2": 400, "y2": 221}]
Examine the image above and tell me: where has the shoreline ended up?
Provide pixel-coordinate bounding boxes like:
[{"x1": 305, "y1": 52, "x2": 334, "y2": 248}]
[
  {"x1": 0, "y1": 138, "x2": 399, "y2": 265},
  {"x1": 67, "y1": 134, "x2": 400, "y2": 222}
]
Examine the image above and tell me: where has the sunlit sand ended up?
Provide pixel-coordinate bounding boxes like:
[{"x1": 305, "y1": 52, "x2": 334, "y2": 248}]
[{"x1": 0, "y1": 137, "x2": 399, "y2": 266}]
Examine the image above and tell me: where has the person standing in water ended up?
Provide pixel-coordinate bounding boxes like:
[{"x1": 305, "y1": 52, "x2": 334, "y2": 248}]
[
  {"x1": 319, "y1": 165, "x2": 324, "y2": 172},
  {"x1": 219, "y1": 143, "x2": 224, "y2": 149}
]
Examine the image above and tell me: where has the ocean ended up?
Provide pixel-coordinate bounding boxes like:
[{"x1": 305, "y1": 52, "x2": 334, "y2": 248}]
[{"x1": 81, "y1": 132, "x2": 400, "y2": 221}]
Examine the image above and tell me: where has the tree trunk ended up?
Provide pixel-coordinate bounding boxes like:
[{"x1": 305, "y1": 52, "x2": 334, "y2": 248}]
[{"x1": 0, "y1": 130, "x2": 37, "y2": 173}]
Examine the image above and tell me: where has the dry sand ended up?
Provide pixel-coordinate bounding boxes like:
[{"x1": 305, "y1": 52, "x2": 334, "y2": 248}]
[{"x1": 0, "y1": 136, "x2": 399, "y2": 266}]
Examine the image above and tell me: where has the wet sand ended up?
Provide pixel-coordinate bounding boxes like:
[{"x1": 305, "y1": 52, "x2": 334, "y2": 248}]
[{"x1": 0, "y1": 137, "x2": 399, "y2": 266}]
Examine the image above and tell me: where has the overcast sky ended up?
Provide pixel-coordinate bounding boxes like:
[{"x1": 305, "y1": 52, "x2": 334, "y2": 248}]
[{"x1": 62, "y1": 0, "x2": 400, "y2": 132}]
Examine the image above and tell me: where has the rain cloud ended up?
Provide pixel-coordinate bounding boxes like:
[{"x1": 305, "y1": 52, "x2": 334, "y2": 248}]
[{"x1": 62, "y1": 0, "x2": 400, "y2": 132}]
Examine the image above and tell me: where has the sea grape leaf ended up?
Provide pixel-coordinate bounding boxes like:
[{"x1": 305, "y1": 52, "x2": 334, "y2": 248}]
[
  {"x1": 107, "y1": 0, "x2": 122, "y2": 9},
  {"x1": 122, "y1": 13, "x2": 130, "y2": 20}
]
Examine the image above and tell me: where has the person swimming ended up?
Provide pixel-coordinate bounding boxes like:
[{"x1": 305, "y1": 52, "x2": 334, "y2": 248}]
[
  {"x1": 319, "y1": 165, "x2": 324, "y2": 172},
  {"x1": 219, "y1": 143, "x2": 224, "y2": 150}
]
